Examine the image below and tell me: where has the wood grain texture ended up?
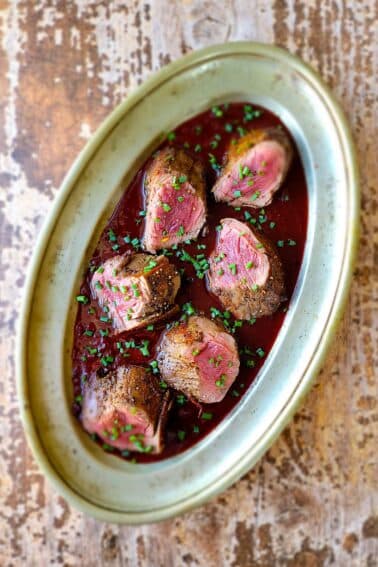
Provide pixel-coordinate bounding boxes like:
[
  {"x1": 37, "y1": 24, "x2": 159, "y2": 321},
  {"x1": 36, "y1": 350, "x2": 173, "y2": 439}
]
[{"x1": 0, "y1": 1, "x2": 377, "y2": 565}]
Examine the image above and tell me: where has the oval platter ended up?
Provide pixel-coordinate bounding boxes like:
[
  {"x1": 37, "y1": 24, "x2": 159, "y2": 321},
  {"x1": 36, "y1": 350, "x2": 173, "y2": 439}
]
[{"x1": 17, "y1": 42, "x2": 359, "y2": 523}]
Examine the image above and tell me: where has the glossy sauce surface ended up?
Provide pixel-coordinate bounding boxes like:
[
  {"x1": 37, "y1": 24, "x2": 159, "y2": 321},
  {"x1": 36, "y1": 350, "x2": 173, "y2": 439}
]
[{"x1": 72, "y1": 103, "x2": 308, "y2": 462}]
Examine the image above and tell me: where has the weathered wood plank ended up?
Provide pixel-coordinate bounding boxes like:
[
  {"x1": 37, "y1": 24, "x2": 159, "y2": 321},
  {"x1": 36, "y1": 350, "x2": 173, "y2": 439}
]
[{"x1": 0, "y1": 1, "x2": 376, "y2": 565}]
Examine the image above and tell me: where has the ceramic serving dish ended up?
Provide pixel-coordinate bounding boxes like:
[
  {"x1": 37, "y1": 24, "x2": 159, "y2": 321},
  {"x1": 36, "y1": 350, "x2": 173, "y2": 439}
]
[{"x1": 17, "y1": 42, "x2": 359, "y2": 523}]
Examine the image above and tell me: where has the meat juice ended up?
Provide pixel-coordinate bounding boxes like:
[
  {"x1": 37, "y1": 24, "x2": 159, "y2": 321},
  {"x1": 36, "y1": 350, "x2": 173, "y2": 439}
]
[{"x1": 72, "y1": 103, "x2": 308, "y2": 462}]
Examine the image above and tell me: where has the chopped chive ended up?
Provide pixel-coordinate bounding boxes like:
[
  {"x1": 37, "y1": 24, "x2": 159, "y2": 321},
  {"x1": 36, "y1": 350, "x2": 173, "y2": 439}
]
[
  {"x1": 215, "y1": 374, "x2": 226, "y2": 387},
  {"x1": 228, "y1": 263, "x2": 237, "y2": 275},
  {"x1": 139, "y1": 340, "x2": 150, "y2": 356},
  {"x1": 250, "y1": 191, "x2": 261, "y2": 202},
  {"x1": 211, "y1": 106, "x2": 223, "y2": 117},
  {"x1": 243, "y1": 104, "x2": 262, "y2": 121},
  {"x1": 110, "y1": 427, "x2": 119, "y2": 440},
  {"x1": 176, "y1": 394, "x2": 186, "y2": 405},
  {"x1": 86, "y1": 346, "x2": 97, "y2": 355},
  {"x1": 100, "y1": 355, "x2": 114, "y2": 366},
  {"x1": 75, "y1": 295, "x2": 89, "y2": 304},
  {"x1": 214, "y1": 252, "x2": 225, "y2": 263},
  {"x1": 208, "y1": 153, "x2": 221, "y2": 172},
  {"x1": 143, "y1": 260, "x2": 158, "y2": 273},
  {"x1": 131, "y1": 283, "x2": 140, "y2": 297},
  {"x1": 131, "y1": 237, "x2": 140, "y2": 248},
  {"x1": 182, "y1": 302, "x2": 196, "y2": 316},
  {"x1": 167, "y1": 131, "x2": 176, "y2": 141},
  {"x1": 162, "y1": 203, "x2": 171, "y2": 212},
  {"x1": 177, "y1": 430, "x2": 186, "y2": 441},
  {"x1": 108, "y1": 229, "x2": 117, "y2": 242},
  {"x1": 277, "y1": 240, "x2": 284, "y2": 247},
  {"x1": 201, "y1": 412, "x2": 213, "y2": 421}
]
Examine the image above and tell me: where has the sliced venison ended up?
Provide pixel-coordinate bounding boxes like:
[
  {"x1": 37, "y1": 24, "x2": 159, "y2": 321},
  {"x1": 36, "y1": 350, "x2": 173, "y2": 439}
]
[
  {"x1": 91, "y1": 253, "x2": 180, "y2": 333},
  {"x1": 157, "y1": 315, "x2": 240, "y2": 404},
  {"x1": 212, "y1": 128, "x2": 293, "y2": 208},
  {"x1": 207, "y1": 218, "x2": 285, "y2": 319},
  {"x1": 143, "y1": 147, "x2": 207, "y2": 253},
  {"x1": 81, "y1": 365, "x2": 171, "y2": 454}
]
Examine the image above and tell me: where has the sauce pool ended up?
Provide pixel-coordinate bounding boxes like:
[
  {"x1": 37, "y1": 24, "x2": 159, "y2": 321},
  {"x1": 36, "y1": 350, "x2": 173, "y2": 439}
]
[{"x1": 72, "y1": 102, "x2": 308, "y2": 462}]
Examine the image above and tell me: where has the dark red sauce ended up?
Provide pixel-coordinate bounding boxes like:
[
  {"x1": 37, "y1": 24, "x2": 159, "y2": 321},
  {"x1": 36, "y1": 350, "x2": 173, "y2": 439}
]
[{"x1": 72, "y1": 103, "x2": 308, "y2": 462}]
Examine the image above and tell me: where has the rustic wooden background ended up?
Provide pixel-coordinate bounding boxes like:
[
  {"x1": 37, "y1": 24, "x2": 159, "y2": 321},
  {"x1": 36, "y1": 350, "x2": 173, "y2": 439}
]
[{"x1": 0, "y1": 1, "x2": 377, "y2": 565}]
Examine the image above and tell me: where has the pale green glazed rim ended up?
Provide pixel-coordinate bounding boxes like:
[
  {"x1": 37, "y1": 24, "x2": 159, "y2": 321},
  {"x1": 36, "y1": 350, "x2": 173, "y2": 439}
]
[{"x1": 17, "y1": 42, "x2": 359, "y2": 524}]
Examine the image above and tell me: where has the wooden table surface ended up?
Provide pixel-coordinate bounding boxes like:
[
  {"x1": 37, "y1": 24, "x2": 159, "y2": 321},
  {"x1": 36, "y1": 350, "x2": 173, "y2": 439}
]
[{"x1": 0, "y1": 1, "x2": 377, "y2": 565}]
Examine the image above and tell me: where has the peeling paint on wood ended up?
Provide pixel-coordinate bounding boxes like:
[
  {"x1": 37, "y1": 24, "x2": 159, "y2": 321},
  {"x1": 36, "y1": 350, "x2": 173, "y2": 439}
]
[{"x1": 0, "y1": 1, "x2": 377, "y2": 565}]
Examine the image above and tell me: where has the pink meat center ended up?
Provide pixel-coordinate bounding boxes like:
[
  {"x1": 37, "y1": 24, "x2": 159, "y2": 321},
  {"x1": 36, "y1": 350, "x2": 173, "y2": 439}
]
[
  {"x1": 224, "y1": 140, "x2": 285, "y2": 201},
  {"x1": 212, "y1": 223, "x2": 269, "y2": 289},
  {"x1": 92, "y1": 267, "x2": 150, "y2": 327},
  {"x1": 194, "y1": 339, "x2": 237, "y2": 392},
  {"x1": 147, "y1": 182, "x2": 204, "y2": 243},
  {"x1": 86, "y1": 407, "x2": 156, "y2": 452}
]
